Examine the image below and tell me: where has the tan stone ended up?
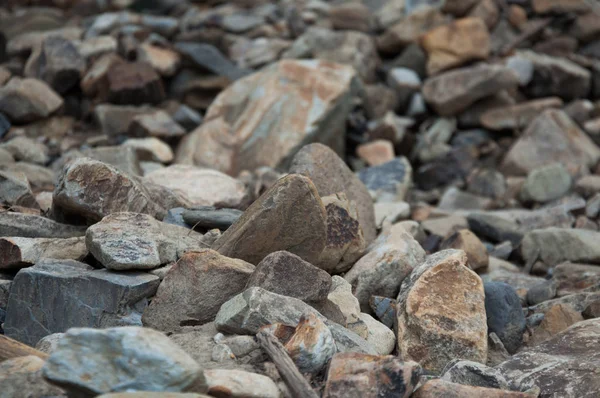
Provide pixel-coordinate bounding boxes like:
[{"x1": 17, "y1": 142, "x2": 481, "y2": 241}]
[
  {"x1": 0, "y1": 77, "x2": 63, "y2": 123},
  {"x1": 532, "y1": 0, "x2": 589, "y2": 13},
  {"x1": 123, "y1": 137, "x2": 174, "y2": 163},
  {"x1": 413, "y1": 379, "x2": 530, "y2": 397},
  {"x1": 440, "y1": 229, "x2": 489, "y2": 271},
  {"x1": 137, "y1": 43, "x2": 181, "y2": 77},
  {"x1": 81, "y1": 53, "x2": 125, "y2": 100},
  {"x1": 530, "y1": 304, "x2": 584, "y2": 346},
  {"x1": 129, "y1": 109, "x2": 186, "y2": 139},
  {"x1": 468, "y1": 0, "x2": 500, "y2": 29},
  {"x1": 421, "y1": 17, "x2": 490, "y2": 75},
  {"x1": 0, "y1": 356, "x2": 65, "y2": 397},
  {"x1": 480, "y1": 97, "x2": 563, "y2": 130},
  {"x1": 356, "y1": 140, "x2": 395, "y2": 166},
  {"x1": 0, "y1": 236, "x2": 87, "y2": 269},
  {"x1": 204, "y1": 369, "x2": 281, "y2": 398},
  {"x1": 284, "y1": 313, "x2": 336, "y2": 374}
]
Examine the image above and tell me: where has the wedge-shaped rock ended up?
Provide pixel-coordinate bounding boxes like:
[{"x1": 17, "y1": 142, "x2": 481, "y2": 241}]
[
  {"x1": 0, "y1": 170, "x2": 38, "y2": 208},
  {"x1": 316, "y1": 276, "x2": 365, "y2": 337},
  {"x1": 0, "y1": 77, "x2": 63, "y2": 123},
  {"x1": 0, "y1": 236, "x2": 87, "y2": 269},
  {"x1": 142, "y1": 249, "x2": 254, "y2": 332},
  {"x1": 397, "y1": 250, "x2": 488, "y2": 373},
  {"x1": 175, "y1": 60, "x2": 358, "y2": 176},
  {"x1": 212, "y1": 174, "x2": 326, "y2": 265}
]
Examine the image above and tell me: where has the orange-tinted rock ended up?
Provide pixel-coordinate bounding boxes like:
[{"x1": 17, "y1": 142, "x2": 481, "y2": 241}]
[
  {"x1": 284, "y1": 313, "x2": 336, "y2": 374},
  {"x1": 530, "y1": 304, "x2": 584, "y2": 346},
  {"x1": 137, "y1": 43, "x2": 180, "y2": 77},
  {"x1": 356, "y1": 140, "x2": 395, "y2": 166},
  {"x1": 508, "y1": 5, "x2": 528, "y2": 30},
  {"x1": 107, "y1": 61, "x2": 165, "y2": 105},
  {"x1": 413, "y1": 379, "x2": 530, "y2": 397},
  {"x1": 440, "y1": 229, "x2": 489, "y2": 270}
]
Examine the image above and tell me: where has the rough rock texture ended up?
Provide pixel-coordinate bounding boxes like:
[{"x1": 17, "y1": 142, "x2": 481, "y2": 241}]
[
  {"x1": 212, "y1": 174, "x2": 327, "y2": 265},
  {"x1": 521, "y1": 228, "x2": 600, "y2": 267},
  {"x1": 360, "y1": 313, "x2": 396, "y2": 355},
  {"x1": 529, "y1": 304, "x2": 584, "y2": 346},
  {"x1": 0, "y1": 355, "x2": 66, "y2": 397},
  {"x1": 396, "y1": 250, "x2": 488, "y2": 373},
  {"x1": 441, "y1": 360, "x2": 510, "y2": 390},
  {"x1": 484, "y1": 282, "x2": 526, "y2": 354},
  {"x1": 0, "y1": 77, "x2": 63, "y2": 123},
  {"x1": 316, "y1": 276, "x2": 365, "y2": 335},
  {"x1": 440, "y1": 229, "x2": 489, "y2": 270},
  {"x1": 283, "y1": 313, "x2": 336, "y2": 374},
  {"x1": 0, "y1": 236, "x2": 87, "y2": 269},
  {"x1": 203, "y1": 369, "x2": 281, "y2": 398},
  {"x1": 412, "y1": 379, "x2": 529, "y2": 397},
  {"x1": 0, "y1": 170, "x2": 38, "y2": 208}
]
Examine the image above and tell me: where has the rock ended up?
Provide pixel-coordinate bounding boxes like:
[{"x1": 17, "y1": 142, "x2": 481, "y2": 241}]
[
  {"x1": 495, "y1": 319, "x2": 600, "y2": 397},
  {"x1": 176, "y1": 60, "x2": 357, "y2": 175},
  {"x1": 519, "y1": 163, "x2": 572, "y2": 203},
  {"x1": 422, "y1": 64, "x2": 519, "y2": 116},
  {"x1": 330, "y1": 3, "x2": 372, "y2": 32},
  {"x1": 0, "y1": 170, "x2": 40, "y2": 208},
  {"x1": 387, "y1": 67, "x2": 421, "y2": 109},
  {"x1": 469, "y1": 0, "x2": 500, "y2": 29},
  {"x1": 481, "y1": 97, "x2": 563, "y2": 131},
  {"x1": 98, "y1": 394, "x2": 209, "y2": 398},
  {"x1": 357, "y1": 157, "x2": 412, "y2": 202},
  {"x1": 422, "y1": 215, "x2": 469, "y2": 239},
  {"x1": 203, "y1": 369, "x2": 280, "y2": 398},
  {"x1": 81, "y1": 53, "x2": 125, "y2": 100},
  {"x1": 396, "y1": 249, "x2": 488, "y2": 373},
  {"x1": 175, "y1": 42, "x2": 249, "y2": 81},
  {"x1": 36, "y1": 332, "x2": 64, "y2": 354},
  {"x1": 438, "y1": 187, "x2": 493, "y2": 211},
  {"x1": 412, "y1": 379, "x2": 529, "y2": 397},
  {"x1": 212, "y1": 174, "x2": 327, "y2": 265},
  {"x1": 484, "y1": 282, "x2": 526, "y2": 354},
  {"x1": 532, "y1": 0, "x2": 590, "y2": 14},
  {"x1": 0, "y1": 212, "x2": 86, "y2": 238},
  {"x1": 86, "y1": 212, "x2": 206, "y2": 271},
  {"x1": 245, "y1": 251, "x2": 331, "y2": 304},
  {"x1": 123, "y1": 137, "x2": 174, "y2": 163},
  {"x1": 356, "y1": 140, "x2": 395, "y2": 167},
  {"x1": 2, "y1": 162, "x2": 54, "y2": 191},
  {"x1": 282, "y1": 313, "x2": 336, "y2": 374},
  {"x1": 316, "y1": 192, "x2": 366, "y2": 274},
  {"x1": 137, "y1": 42, "x2": 181, "y2": 77},
  {"x1": 322, "y1": 352, "x2": 421, "y2": 398},
  {"x1": 316, "y1": 276, "x2": 365, "y2": 335},
  {"x1": 583, "y1": 301, "x2": 600, "y2": 319},
  {"x1": 369, "y1": 296, "x2": 397, "y2": 329},
  {"x1": 78, "y1": 146, "x2": 142, "y2": 176},
  {"x1": 4, "y1": 259, "x2": 159, "y2": 346},
  {"x1": 360, "y1": 313, "x2": 396, "y2": 355},
  {"x1": 0, "y1": 136, "x2": 49, "y2": 165},
  {"x1": 526, "y1": 280, "x2": 557, "y2": 306},
  {"x1": 145, "y1": 165, "x2": 246, "y2": 208},
  {"x1": 440, "y1": 229, "x2": 489, "y2": 271},
  {"x1": 0, "y1": 355, "x2": 66, "y2": 398},
  {"x1": 576, "y1": 175, "x2": 600, "y2": 198},
  {"x1": 42, "y1": 326, "x2": 204, "y2": 395},
  {"x1": 468, "y1": 213, "x2": 524, "y2": 245},
  {"x1": 107, "y1": 61, "x2": 165, "y2": 105},
  {"x1": 290, "y1": 143, "x2": 377, "y2": 245},
  {"x1": 53, "y1": 158, "x2": 166, "y2": 223},
  {"x1": 441, "y1": 360, "x2": 510, "y2": 390},
  {"x1": 142, "y1": 249, "x2": 253, "y2": 331},
  {"x1": 554, "y1": 262, "x2": 600, "y2": 296},
  {"x1": 0, "y1": 236, "x2": 87, "y2": 269},
  {"x1": 182, "y1": 207, "x2": 242, "y2": 230},
  {"x1": 0, "y1": 77, "x2": 63, "y2": 123},
  {"x1": 521, "y1": 228, "x2": 600, "y2": 267},
  {"x1": 530, "y1": 304, "x2": 584, "y2": 346},
  {"x1": 215, "y1": 287, "x2": 325, "y2": 335},
  {"x1": 128, "y1": 109, "x2": 187, "y2": 139},
  {"x1": 94, "y1": 104, "x2": 154, "y2": 137},
  {"x1": 421, "y1": 17, "x2": 490, "y2": 75},
  {"x1": 345, "y1": 227, "x2": 426, "y2": 312},
  {"x1": 374, "y1": 202, "x2": 410, "y2": 226}
]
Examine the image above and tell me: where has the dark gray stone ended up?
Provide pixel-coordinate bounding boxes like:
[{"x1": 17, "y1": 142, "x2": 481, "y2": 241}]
[
  {"x1": 0, "y1": 112, "x2": 10, "y2": 139},
  {"x1": 369, "y1": 295, "x2": 396, "y2": 329},
  {"x1": 484, "y1": 282, "x2": 526, "y2": 354},
  {"x1": 0, "y1": 212, "x2": 87, "y2": 238},
  {"x1": 441, "y1": 359, "x2": 509, "y2": 390},
  {"x1": 526, "y1": 313, "x2": 545, "y2": 328},
  {"x1": 4, "y1": 259, "x2": 159, "y2": 346},
  {"x1": 183, "y1": 206, "x2": 243, "y2": 230},
  {"x1": 468, "y1": 213, "x2": 524, "y2": 245},
  {"x1": 171, "y1": 103, "x2": 203, "y2": 131},
  {"x1": 357, "y1": 157, "x2": 411, "y2": 200},
  {"x1": 526, "y1": 280, "x2": 557, "y2": 306},
  {"x1": 175, "y1": 42, "x2": 250, "y2": 81}
]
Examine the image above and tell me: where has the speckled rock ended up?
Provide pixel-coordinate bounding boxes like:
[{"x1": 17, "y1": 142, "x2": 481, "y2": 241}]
[{"x1": 441, "y1": 359, "x2": 510, "y2": 390}]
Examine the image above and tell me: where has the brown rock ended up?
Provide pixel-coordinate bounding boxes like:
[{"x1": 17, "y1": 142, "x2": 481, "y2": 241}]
[
  {"x1": 570, "y1": 12, "x2": 600, "y2": 42},
  {"x1": 0, "y1": 236, "x2": 87, "y2": 269},
  {"x1": 283, "y1": 313, "x2": 336, "y2": 374},
  {"x1": 175, "y1": 60, "x2": 357, "y2": 176},
  {"x1": 142, "y1": 249, "x2": 254, "y2": 332},
  {"x1": 137, "y1": 43, "x2": 181, "y2": 77},
  {"x1": 397, "y1": 250, "x2": 488, "y2": 373},
  {"x1": 532, "y1": 0, "x2": 589, "y2": 13},
  {"x1": 530, "y1": 304, "x2": 584, "y2": 346},
  {"x1": 0, "y1": 77, "x2": 63, "y2": 123},
  {"x1": 0, "y1": 355, "x2": 66, "y2": 398},
  {"x1": 508, "y1": 5, "x2": 528, "y2": 30},
  {"x1": 322, "y1": 352, "x2": 421, "y2": 398},
  {"x1": 128, "y1": 109, "x2": 186, "y2": 139},
  {"x1": 356, "y1": 140, "x2": 395, "y2": 166},
  {"x1": 123, "y1": 137, "x2": 174, "y2": 163},
  {"x1": 0, "y1": 170, "x2": 38, "y2": 209},
  {"x1": 7, "y1": 26, "x2": 82, "y2": 56},
  {"x1": 1, "y1": 162, "x2": 54, "y2": 191},
  {"x1": 94, "y1": 104, "x2": 154, "y2": 137},
  {"x1": 316, "y1": 276, "x2": 365, "y2": 336},
  {"x1": 440, "y1": 229, "x2": 489, "y2": 271},
  {"x1": 480, "y1": 97, "x2": 563, "y2": 130},
  {"x1": 421, "y1": 17, "x2": 490, "y2": 76},
  {"x1": 468, "y1": 0, "x2": 500, "y2": 29},
  {"x1": 212, "y1": 174, "x2": 327, "y2": 265},
  {"x1": 442, "y1": 0, "x2": 480, "y2": 16},
  {"x1": 245, "y1": 250, "x2": 332, "y2": 304},
  {"x1": 329, "y1": 3, "x2": 372, "y2": 32},
  {"x1": 413, "y1": 379, "x2": 529, "y2": 397},
  {"x1": 554, "y1": 262, "x2": 600, "y2": 296},
  {"x1": 81, "y1": 53, "x2": 126, "y2": 101},
  {"x1": 107, "y1": 61, "x2": 165, "y2": 105}
]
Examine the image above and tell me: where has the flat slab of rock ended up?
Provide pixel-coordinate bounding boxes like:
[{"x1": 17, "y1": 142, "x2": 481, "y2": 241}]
[
  {"x1": 521, "y1": 227, "x2": 600, "y2": 266},
  {"x1": 0, "y1": 236, "x2": 87, "y2": 269},
  {"x1": 0, "y1": 77, "x2": 63, "y2": 123},
  {"x1": 4, "y1": 260, "x2": 159, "y2": 346},
  {"x1": 412, "y1": 379, "x2": 529, "y2": 397},
  {"x1": 0, "y1": 212, "x2": 86, "y2": 238},
  {"x1": 182, "y1": 207, "x2": 242, "y2": 230},
  {"x1": 204, "y1": 369, "x2": 280, "y2": 398},
  {"x1": 480, "y1": 97, "x2": 563, "y2": 130},
  {"x1": 142, "y1": 249, "x2": 254, "y2": 332},
  {"x1": 212, "y1": 174, "x2": 327, "y2": 265}
]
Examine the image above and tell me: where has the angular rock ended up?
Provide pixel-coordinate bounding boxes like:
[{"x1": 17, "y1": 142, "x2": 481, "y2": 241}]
[
  {"x1": 81, "y1": 53, "x2": 125, "y2": 100},
  {"x1": 356, "y1": 140, "x2": 395, "y2": 167},
  {"x1": 441, "y1": 360, "x2": 509, "y2": 390},
  {"x1": 283, "y1": 313, "x2": 336, "y2": 374},
  {"x1": 0, "y1": 77, "x2": 63, "y2": 124},
  {"x1": 530, "y1": 304, "x2": 584, "y2": 346},
  {"x1": 2, "y1": 162, "x2": 54, "y2": 191},
  {"x1": 4, "y1": 259, "x2": 159, "y2": 346},
  {"x1": 79, "y1": 146, "x2": 143, "y2": 177},
  {"x1": 175, "y1": 60, "x2": 358, "y2": 176},
  {"x1": 203, "y1": 369, "x2": 280, "y2": 398},
  {"x1": 357, "y1": 157, "x2": 412, "y2": 202},
  {"x1": 554, "y1": 262, "x2": 600, "y2": 297},
  {"x1": 0, "y1": 236, "x2": 87, "y2": 269},
  {"x1": 440, "y1": 229, "x2": 489, "y2": 271},
  {"x1": 122, "y1": 137, "x2": 174, "y2": 164},
  {"x1": 94, "y1": 104, "x2": 154, "y2": 137},
  {"x1": 175, "y1": 42, "x2": 249, "y2": 81},
  {"x1": 0, "y1": 170, "x2": 39, "y2": 208},
  {"x1": 245, "y1": 251, "x2": 331, "y2": 304},
  {"x1": 413, "y1": 379, "x2": 529, "y2": 397},
  {"x1": 468, "y1": 213, "x2": 524, "y2": 245},
  {"x1": 438, "y1": 187, "x2": 492, "y2": 211},
  {"x1": 137, "y1": 42, "x2": 181, "y2": 77},
  {"x1": 107, "y1": 61, "x2": 165, "y2": 105},
  {"x1": 521, "y1": 228, "x2": 600, "y2": 267},
  {"x1": 369, "y1": 295, "x2": 397, "y2": 329},
  {"x1": 326, "y1": 321, "x2": 378, "y2": 354},
  {"x1": 526, "y1": 280, "x2": 557, "y2": 306},
  {"x1": 520, "y1": 163, "x2": 572, "y2": 203},
  {"x1": 182, "y1": 207, "x2": 242, "y2": 230},
  {"x1": 128, "y1": 109, "x2": 187, "y2": 139},
  {"x1": 480, "y1": 97, "x2": 563, "y2": 130},
  {"x1": 484, "y1": 282, "x2": 526, "y2": 354},
  {"x1": 316, "y1": 276, "x2": 365, "y2": 336},
  {"x1": 0, "y1": 355, "x2": 65, "y2": 398},
  {"x1": 0, "y1": 136, "x2": 49, "y2": 165},
  {"x1": 397, "y1": 250, "x2": 488, "y2": 373},
  {"x1": 43, "y1": 326, "x2": 203, "y2": 395},
  {"x1": 374, "y1": 202, "x2": 410, "y2": 226},
  {"x1": 360, "y1": 313, "x2": 396, "y2": 355},
  {"x1": 212, "y1": 174, "x2": 327, "y2": 265}
]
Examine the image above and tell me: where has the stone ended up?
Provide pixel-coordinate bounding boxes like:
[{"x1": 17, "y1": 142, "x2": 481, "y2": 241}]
[
  {"x1": 212, "y1": 174, "x2": 327, "y2": 265},
  {"x1": 0, "y1": 136, "x2": 49, "y2": 165},
  {"x1": 123, "y1": 137, "x2": 174, "y2": 163},
  {"x1": 583, "y1": 301, "x2": 600, "y2": 319},
  {"x1": 230, "y1": 37, "x2": 292, "y2": 70},
  {"x1": 81, "y1": 53, "x2": 125, "y2": 100},
  {"x1": 316, "y1": 192, "x2": 366, "y2": 274},
  {"x1": 107, "y1": 61, "x2": 165, "y2": 105},
  {"x1": 74, "y1": 36, "x2": 118, "y2": 61},
  {"x1": 480, "y1": 97, "x2": 563, "y2": 131},
  {"x1": 98, "y1": 394, "x2": 209, "y2": 398},
  {"x1": 0, "y1": 211, "x2": 84, "y2": 240},
  {"x1": 526, "y1": 280, "x2": 557, "y2": 306},
  {"x1": 175, "y1": 60, "x2": 358, "y2": 176},
  {"x1": 397, "y1": 250, "x2": 488, "y2": 373},
  {"x1": 0, "y1": 170, "x2": 40, "y2": 208},
  {"x1": 129, "y1": 109, "x2": 187, "y2": 139},
  {"x1": 530, "y1": 304, "x2": 584, "y2": 346},
  {"x1": 440, "y1": 229, "x2": 489, "y2": 271},
  {"x1": 0, "y1": 77, "x2": 63, "y2": 123},
  {"x1": 86, "y1": 212, "x2": 206, "y2": 271},
  {"x1": 467, "y1": 213, "x2": 524, "y2": 245},
  {"x1": 0, "y1": 236, "x2": 87, "y2": 269},
  {"x1": 94, "y1": 104, "x2": 154, "y2": 137},
  {"x1": 282, "y1": 313, "x2": 336, "y2": 374},
  {"x1": 53, "y1": 158, "x2": 166, "y2": 223},
  {"x1": 36, "y1": 332, "x2": 64, "y2": 354},
  {"x1": 576, "y1": 175, "x2": 600, "y2": 198},
  {"x1": 520, "y1": 163, "x2": 572, "y2": 203},
  {"x1": 245, "y1": 251, "x2": 331, "y2": 304},
  {"x1": 387, "y1": 67, "x2": 421, "y2": 110},
  {"x1": 290, "y1": 143, "x2": 377, "y2": 245},
  {"x1": 137, "y1": 43, "x2": 181, "y2": 77},
  {"x1": 79, "y1": 146, "x2": 143, "y2": 177},
  {"x1": 0, "y1": 355, "x2": 66, "y2": 398},
  {"x1": 554, "y1": 262, "x2": 600, "y2": 297},
  {"x1": 24, "y1": 35, "x2": 85, "y2": 94},
  {"x1": 495, "y1": 319, "x2": 600, "y2": 397},
  {"x1": 421, "y1": 17, "x2": 490, "y2": 75},
  {"x1": 4, "y1": 259, "x2": 159, "y2": 346},
  {"x1": 345, "y1": 228, "x2": 426, "y2": 311},
  {"x1": 412, "y1": 379, "x2": 529, "y2": 397},
  {"x1": 422, "y1": 215, "x2": 469, "y2": 239},
  {"x1": 7, "y1": 25, "x2": 82, "y2": 57},
  {"x1": 532, "y1": 0, "x2": 589, "y2": 14},
  {"x1": 438, "y1": 187, "x2": 492, "y2": 211},
  {"x1": 330, "y1": 3, "x2": 372, "y2": 32},
  {"x1": 42, "y1": 326, "x2": 204, "y2": 395},
  {"x1": 182, "y1": 207, "x2": 242, "y2": 230},
  {"x1": 422, "y1": 64, "x2": 519, "y2": 116},
  {"x1": 360, "y1": 313, "x2": 396, "y2": 355},
  {"x1": 521, "y1": 228, "x2": 600, "y2": 267},
  {"x1": 326, "y1": 321, "x2": 377, "y2": 354},
  {"x1": 2, "y1": 162, "x2": 54, "y2": 191},
  {"x1": 468, "y1": 0, "x2": 500, "y2": 29},
  {"x1": 316, "y1": 276, "x2": 364, "y2": 334},
  {"x1": 570, "y1": 11, "x2": 600, "y2": 42},
  {"x1": 374, "y1": 202, "x2": 410, "y2": 226},
  {"x1": 484, "y1": 282, "x2": 526, "y2": 354},
  {"x1": 145, "y1": 165, "x2": 246, "y2": 208},
  {"x1": 369, "y1": 296, "x2": 397, "y2": 329},
  {"x1": 203, "y1": 369, "x2": 280, "y2": 398},
  {"x1": 214, "y1": 287, "x2": 324, "y2": 335},
  {"x1": 357, "y1": 157, "x2": 412, "y2": 202},
  {"x1": 175, "y1": 42, "x2": 249, "y2": 81},
  {"x1": 322, "y1": 353, "x2": 421, "y2": 398},
  {"x1": 356, "y1": 140, "x2": 395, "y2": 167},
  {"x1": 441, "y1": 360, "x2": 509, "y2": 390}
]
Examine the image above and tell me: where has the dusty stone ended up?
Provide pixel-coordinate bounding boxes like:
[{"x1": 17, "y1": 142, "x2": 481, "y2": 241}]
[
  {"x1": 145, "y1": 165, "x2": 246, "y2": 208},
  {"x1": 480, "y1": 97, "x2": 563, "y2": 130},
  {"x1": 357, "y1": 157, "x2": 412, "y2": 202},
  {"x1": 326, "y1": 321, "x2": 377, "y2": 354},
  {"x1": 369, "y1": 295, "x2": 397, "y2": 329},
  {"x1": 412, "y1": 379, "x2": 529, "y2": 397},
  {"x1": 422, "y1": 215, "x2": 470, "y2": 239},
  {"x1": 438, "y1": 187, "x2": 492, "y2": 211},
  {"x1": 246, "y1": 251, "x2": 331, "y2": 304},
  {"x1": 554, "y1": 262, "x2": 600, "y2": 297},
  {"x1": 0, "y1": 236, "x2": 87, "y2": 269},
  {"x1": 129, "y1": 109, "x2": 186, "y2": 139},
  {"x1": 374, "y1": 202, "x2": 410, "y2": 226},
  {"x1": 532, "y1": 0, "x2": 590, "y2": 14},
  {"x1": 468, "y1": 0, "x2": 500, "y2": 29},
  {"x1": 107, "y1": 61, "x2": 165, "y2": 105},
  {"x1": 422, "y1": 64, "x2": 519, "y2": 116},
  {"x1": 356, "y1": 140, "x2": 395, "y2": 167},
  {"x1": 323, "y1": 353, "x2": 421, "y2": 398},
  {"x1": 1, "y1": 162, "x2": 54, "y2": 191},
  {"x1": 137, "y1": 43, "x2": 181, "y2": 77},
  {"x1": 397, "y1": 249, "x2": 488, "y2": 373},
  {"x1": 43, "y1": 326, "x2": 203, "y2": 395},
  {"x1": 521, "y1": 228, "x2": 600, "y2": 267},
  {"x1": 421, "y1": 17, "x2": 490, "y2": 75},
  {"x1": 0, "y1": 77, "x2": 63, "y2": 123},
  {"x1": 4, "y1": 259, "x2": 159, "y2": 346},
  {"x1": 283, "y1": 313, "x2": 336, "y2": 374},
  {"x1": 0, "y1": 212, "x2": 86, "y2": 238},
  {"x1": 440, "y1": 229, "x2": 489, "y2": 271},
  {"x1": 316, "y1": 276, "x2": 364, "y2": 335},
  {"x1": 182, "y1": 207, "x2": 242, "y2": 230},
  {"x1": 441, "y1": 360, "x2": 510, "y2": 390},
  {"x1": 212, "y1": 174, "x2": 327, "y2": 265},
  {"x1": 329, "y1": 3, "x2": 372, "y2": 32},
  {"x1": 520, "y1": 163, "x2": 572, "y2": 203},
  {"x1": 204, "y1": 369, "x2": 280, "y2": 398},
  {"x1": 123, "y1": 137, "x2": 174, "y2": 163},
  {"x1": 484, "y1": 282, "x2": 526, "y2": 354},
  {"x1": 0, "y1": 170, "x2": 40, "y2": 208},
  {"x1": 360, "y1": 313, "x2": 395, "y2": 355},
  {"x1": 530, "y1": 304, "x2": 584, "y2": 346},
  {"x1": 0, "y1": 136, "x2": 49, "y2": 165},
  {"x1": 290, "y1": 143, "x2": 377, "y2": 245},
  {"x1": 0, "y1": 355, "x2": 66, "y2": 398},
  {"x1": 175, "y1": 60, "x2": 357, "y2": 176}
]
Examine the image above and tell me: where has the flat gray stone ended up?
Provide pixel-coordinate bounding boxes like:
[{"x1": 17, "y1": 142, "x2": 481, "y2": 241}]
[
  {"x1": 521, "y1": 228, "x2": 600, "y2": 267},
  {"x1": 0, "y1": 212, "x2": 86, "y2": 238},
  {"x1": 182, "y1": 207, "x2": 242, "y2": 230}
]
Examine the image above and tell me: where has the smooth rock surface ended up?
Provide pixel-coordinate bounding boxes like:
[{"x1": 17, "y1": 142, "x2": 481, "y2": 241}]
[{"x1": 484, "y1": 282, "x2": 526, "y2": 354}]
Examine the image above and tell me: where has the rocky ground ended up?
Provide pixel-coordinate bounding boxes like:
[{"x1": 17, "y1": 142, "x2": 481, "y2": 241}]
[{"x1": 1, "y1": 0, "x2": 600, "y2": 397}]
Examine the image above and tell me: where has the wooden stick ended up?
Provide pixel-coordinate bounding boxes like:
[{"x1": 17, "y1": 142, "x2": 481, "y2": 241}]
[
  {"x1": 0, "y1": 334, "x2": 49, "y2": 362},
  {"x1": 256, "y1": 330, "x2": 318, "y2": 398}
]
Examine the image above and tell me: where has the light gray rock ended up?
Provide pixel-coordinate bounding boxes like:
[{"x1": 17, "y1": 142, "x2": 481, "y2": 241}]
[
  {"x1": 182, "y1": 207, "x2": 242, "y2": 230},
  {"x1": 442, "y1": 359, "x2": 510, "y2": 390},
  {"x1": 325, "y1": 320, "x2": 378, "y2": 355},
  {"x1": 0, "y1": 136, "x2": 49, "y2": 165},
  {"x1": 316, "y1": 276, "x2": 364, "y2": 335},
  {"x1": 359, "y1": 313, "x2": 395, "y2": 355},
  {"x1": 0, "y1": 236, "x2": 87, "y2": 269},
  {"x1": 204, "y1": 369, "x2": 280, "y2": 398},
  {"x1": 520, "y1": 163, "x2": 572, "y2": 203},
  {"x1": 0, "y1": 169, "x2": 38, "y2": 209},
  {"x1": 36, "y1": 332, "x2": 65, "y2": 355},
  {"x1": 521, "y1": 228, "x2": 600, "y2": 266},
  {"x1": 43, "y1": 326, "x2": 204, "y2": 395},
  {"x1": 0, "y1": 77, "x2": 63, "y2": 123}
]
